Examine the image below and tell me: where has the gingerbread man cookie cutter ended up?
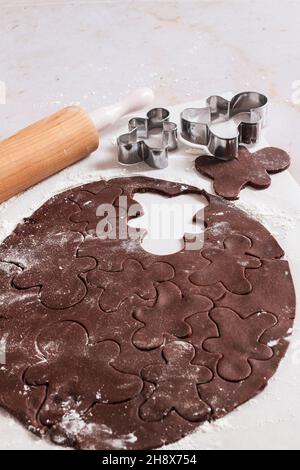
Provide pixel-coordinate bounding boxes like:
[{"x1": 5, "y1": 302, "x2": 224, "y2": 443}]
[
  {"x1": 117, "y1": 108, "x2": 178, "y2": 169},
  {"x1": 181, "y1": 92, "x2": 269, "y2": 160}
]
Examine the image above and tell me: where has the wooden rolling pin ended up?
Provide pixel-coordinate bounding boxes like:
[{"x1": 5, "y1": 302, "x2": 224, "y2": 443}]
[{"x1": 0, "y1": 88, "x2": 154, "y2": 204}]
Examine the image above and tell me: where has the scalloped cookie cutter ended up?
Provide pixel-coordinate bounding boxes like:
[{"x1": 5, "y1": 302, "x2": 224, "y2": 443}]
[
  {"x1": 181, "y1": 92, "x2": 269, "y2": 160},
  {"x1": 117, "y1": 108, "x2": 178, "y2": 169}
]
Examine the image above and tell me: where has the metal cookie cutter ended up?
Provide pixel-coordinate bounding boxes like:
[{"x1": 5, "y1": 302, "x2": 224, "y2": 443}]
[
  {"x1": 181, "y1": 92, "x2": 269, "y2": 160},
  {"x1": 117, "y1": 108, "x2": 177, "y2": 169}
]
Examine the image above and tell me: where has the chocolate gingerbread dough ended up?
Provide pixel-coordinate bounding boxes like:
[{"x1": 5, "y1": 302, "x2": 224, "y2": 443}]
[
  {"x1": 0, "y1": 177, "x2": 295, "y2": 450},
  {"x1": 195, "y1": 146, "x2": 290, "y2": 200}
]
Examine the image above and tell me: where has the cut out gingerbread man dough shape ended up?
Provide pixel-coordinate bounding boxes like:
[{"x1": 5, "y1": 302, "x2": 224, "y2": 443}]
[
  {"x1": 88, "y1": 259, "x2": 174, "y2": 312},
  {"x1": 70, "y1": 185, "x2": 143, "y2": 236},
  {"x1": 12, "y1": 232, "x2": 96, "y2": 310},
  {"x1": 140, "y1": 341, "x2": 212, "y2": 422},
  {"x1": 69, "y1": 186, "x2": 123, "y2": 234},
  {"x1": 190, "y1": 235, "x2": 261, "y2": 294},
  {"x1": 195, "y1": 146, "x2": 290, "y2": 200},
  {"x1": 190, "y1": 234, "x2": 261, "y2": 295},
  {"x1": 133, "y1": 281, "x2": 213, "y2": 350},
  {"x1": 25, "y1": 321, "x2": 142, "y2": 426},
  {"x1": 203, "y1": 307, "x2": 277, "y2": 382}
]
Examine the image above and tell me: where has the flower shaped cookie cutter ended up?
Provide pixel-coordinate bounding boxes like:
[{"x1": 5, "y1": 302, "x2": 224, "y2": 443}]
[
  {"x1": 117, "y1": 108, "x2": 178, "y2": 169},
  {"x1": 181, "y1": 92, "x2": 268, "y2": 160}
]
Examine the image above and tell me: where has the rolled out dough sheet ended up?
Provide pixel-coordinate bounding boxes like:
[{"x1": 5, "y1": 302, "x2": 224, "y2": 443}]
[{"x1": 0, "y1": 95, "x2": 299, "y2": 450}]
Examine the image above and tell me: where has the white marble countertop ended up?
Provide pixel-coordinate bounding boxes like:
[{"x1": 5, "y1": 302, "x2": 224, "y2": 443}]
[
  {"x1": 0, "y1": 0, "x2": 300, "y2": 183},
  {"x1": 0, "y1": 0, "x2": 300, "y2": 451}
]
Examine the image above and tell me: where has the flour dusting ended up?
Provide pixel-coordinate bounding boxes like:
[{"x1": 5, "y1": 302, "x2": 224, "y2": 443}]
[
  {"x1": 56, "y1": 410, "x2": 137, "y2": 450},
  {"x1": 236, "y1": 200, "x2": 300, "y2": 241}
]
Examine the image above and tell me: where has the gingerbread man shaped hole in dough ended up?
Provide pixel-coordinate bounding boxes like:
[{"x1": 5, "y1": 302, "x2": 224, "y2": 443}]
[{"x1": 140, "y1": 341, "x2": 213, "y2": 422}]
